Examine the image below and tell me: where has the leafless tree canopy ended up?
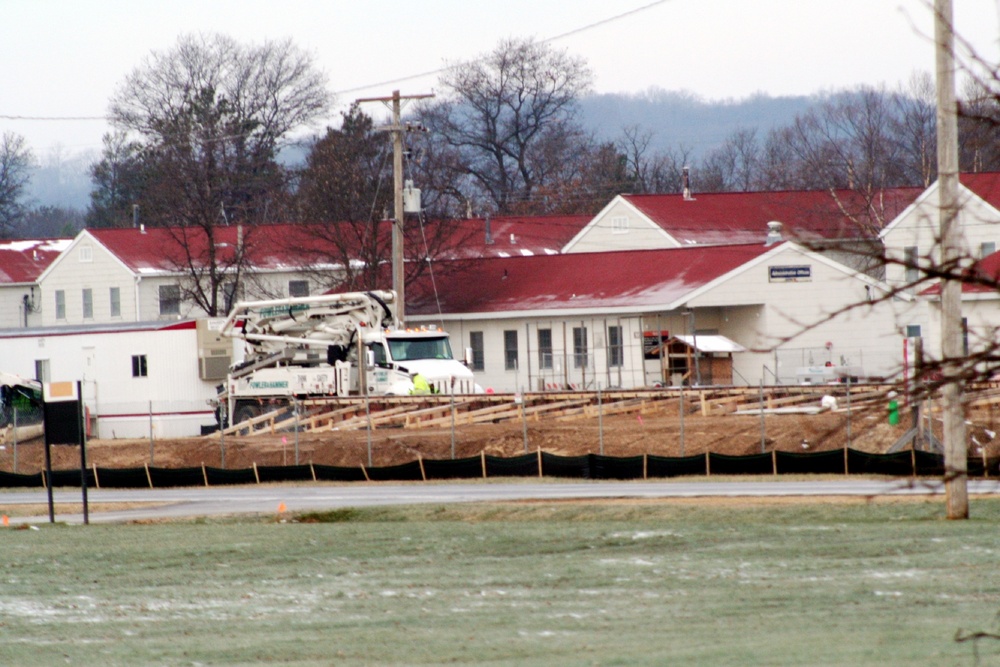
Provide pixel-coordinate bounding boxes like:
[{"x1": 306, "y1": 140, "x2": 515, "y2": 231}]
[
  {"x1": 416, "y1": 38, "x2": 594, "y2": 215},
  {"x1": 100, "y1": 33, "x2": 331, "y2": 315},
  {"x1": 0, "y1": 132, "x2": 34, "y2": 238}
]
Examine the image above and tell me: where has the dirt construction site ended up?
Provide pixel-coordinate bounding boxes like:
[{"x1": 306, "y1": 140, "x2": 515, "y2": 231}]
[{"x1": 5, "y1": 384, "x2": 1000, "y2": 474}]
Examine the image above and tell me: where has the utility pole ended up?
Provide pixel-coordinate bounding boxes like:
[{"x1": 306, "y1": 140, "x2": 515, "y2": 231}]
[
  {"x1": 935, "y1": 0, "x2": 968, "y2": 519},
  {"x1": 356, "y1": 90, "x2": 433, "y2": 326}
]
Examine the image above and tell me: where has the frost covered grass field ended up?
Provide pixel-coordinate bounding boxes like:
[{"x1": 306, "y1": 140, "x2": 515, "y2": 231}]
[{"x1": 2, "y1": 499, "x2": 1000, "y2": 666}]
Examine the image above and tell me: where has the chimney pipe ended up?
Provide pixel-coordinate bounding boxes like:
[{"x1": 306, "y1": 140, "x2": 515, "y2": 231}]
[
  {"x1": 764, "y1": 221, "x2": 783, "y2": 246},
  {"x1": 485, "y1": 214, "x2": 493, "y2": 245},
  {"x1": 682, "y1": 167, "x2": 694, "y2": 201}
]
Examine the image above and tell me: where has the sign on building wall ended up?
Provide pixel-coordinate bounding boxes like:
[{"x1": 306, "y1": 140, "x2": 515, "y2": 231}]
[{"x1": 768, "y1": 265, "x2": 812, "y2": 282}]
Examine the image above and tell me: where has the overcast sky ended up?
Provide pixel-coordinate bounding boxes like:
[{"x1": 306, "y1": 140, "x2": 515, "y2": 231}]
[{"x1": 2, "y1": 0, "x2": 999, "y2": 159}]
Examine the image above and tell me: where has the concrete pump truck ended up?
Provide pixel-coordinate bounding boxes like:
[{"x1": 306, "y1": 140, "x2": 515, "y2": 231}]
[{"x1": 215, "y1": 290, "x2": 479, "y2": 426}]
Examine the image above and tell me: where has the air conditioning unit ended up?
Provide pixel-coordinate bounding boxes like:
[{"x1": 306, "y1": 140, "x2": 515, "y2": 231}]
[{"x1": 199, "y1": 355, "x2": 231, "y2": 380}]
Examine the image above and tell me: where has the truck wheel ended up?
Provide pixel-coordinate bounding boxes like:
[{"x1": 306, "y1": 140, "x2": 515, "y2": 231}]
[{"x1": 233, "y1": 404, "x2": 261, "y2": 425}]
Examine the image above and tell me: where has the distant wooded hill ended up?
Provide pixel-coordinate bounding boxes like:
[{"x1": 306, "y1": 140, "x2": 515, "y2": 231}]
[{"x1": 28, "y1": 89, "x2": 819, "y2": 212}]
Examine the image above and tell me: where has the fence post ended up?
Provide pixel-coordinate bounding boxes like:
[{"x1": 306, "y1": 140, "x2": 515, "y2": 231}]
[
  {"x1": 144, "y1": 462, "x2": 153, "y2": 489},
  {"x1": 481, "y1": 450, "x2": 487, "y2": 479},
  {"x1": 643, "y1": 453, "x2": 648, "y2": 480},
  {"x1": 12, "y1": 406, "x2": 17, "y2": 473},
  {"x1": 253, "y1": 462, "x2": 260, "y2": 484},
  {"x1": 679, "y1": 387, "x2": 685, "y2": 457},
  {"x1": 418, "y1": 455, "x2": 427, "y2": 482},
  {"x1": 92, "y1": 463, "x2": 100, "y2": 489},
  {"x1": 202, "y1": 463, "x2": 208, "y2": 487},
  {"x1": 772, "y1": 449, "x2": 777, "y2": 476},
  {"x1": 597, "y1": 383, "x2": 604, "y2": 456},
  {"x1": 843, "y1": 447, "x2": 849, "y2": 476},
  {"x1": 537, "y1": 447, "x2": 543, "y2": 478},
  {"x1": 521, "y1": 388, "x2": 529, "y2": 453},
  {"x1": 705, "y1": 451, "x2": 711, "y2": 476}
]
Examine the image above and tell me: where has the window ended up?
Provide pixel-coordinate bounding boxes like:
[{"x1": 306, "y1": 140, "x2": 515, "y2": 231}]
[
  {"x1": 131, "y1": 354, "x2": 148, "y2": 378},
  {"x1": 981, "y1": 242, "x2": 996, "y2": 258},
  {"x1": 110, "y1": 287, "x2": 121, "y2": 318},
  {"x1": 905, "y1": 324, "x2": 922, "y2": 338},
  {"x1": 79, "y1": 245, "x2": 92, "y2": 262},
  {"x1": 289, "y1": 280, "x2": 310, "y2": 297},
  {"x1": 537, "y1": 328, "x2": 553, "y2": 370},
  {"x1": 903, "y1": 246, "x2": 919, "y2": 284},
  {"x1": 159, "y1": 284, "x2": 180, "y2": 316},
  {"x1": 55, "y1": 290, "x2": 66, "y2": 320},
  {"x1": 573, "y1": 326, "x2": 589, "y2": 369},
  {"x1": 504, "y1": 330, "x2": 518, "y2": 370},
  {"x1": 608, "y1": 325, "x2": 624, "y2": 367},
  {"x1": 469, "y1": 331, "x2": 484, "y2": 371},
  {"x1": 611, "y1": 216, "x2": 629, "y2": 234},
  {"x1": 82, "y1": 288, "x2": 93, "y2": 319}
]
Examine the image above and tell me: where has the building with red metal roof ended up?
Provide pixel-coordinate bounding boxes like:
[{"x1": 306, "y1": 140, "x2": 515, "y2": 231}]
[{"x1": 0, "y1": 238, "x2": 71, "y2": 327}]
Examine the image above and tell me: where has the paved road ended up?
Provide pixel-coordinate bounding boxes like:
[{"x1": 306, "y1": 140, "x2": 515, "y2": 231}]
[{"x1": 3, "y1": 479, "x2": 1000, "y2": 524}]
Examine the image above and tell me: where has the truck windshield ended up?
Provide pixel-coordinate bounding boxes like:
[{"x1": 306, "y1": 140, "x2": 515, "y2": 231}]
[{"x1": 387, "y1": 336, "x2": 453, "y2": 361}]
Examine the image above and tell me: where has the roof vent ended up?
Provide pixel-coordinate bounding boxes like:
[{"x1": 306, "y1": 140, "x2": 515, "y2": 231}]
[
  {"x1": 510, "y1": 233, "x2": 517, "y2": 245},
  {"x1": 485, "y1": 215, "x2": 494, "y2": 245},
  {"x1": 764, "y1": 221, "x2": 783, "y2": 246}
]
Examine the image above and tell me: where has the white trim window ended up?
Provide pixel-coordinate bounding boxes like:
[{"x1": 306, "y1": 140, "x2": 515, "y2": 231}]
[{"x1": 611, "y1": 216, "x2": 629, "y2": 235}]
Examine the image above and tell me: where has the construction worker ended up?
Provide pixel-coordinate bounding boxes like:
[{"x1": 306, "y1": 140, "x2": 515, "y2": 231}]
[{"x1": 410, "y1": 372, "x2": 431, "y2": 395}]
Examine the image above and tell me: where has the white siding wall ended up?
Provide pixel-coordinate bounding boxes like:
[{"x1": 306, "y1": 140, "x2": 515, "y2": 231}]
[
  {"x1": 564, "y1": 199, "x2": 678, "y2": 253},
  {"x1": 882, "y1": 185, "x2": 1000, "y2": 290},
  {"x1": 0, "y1": 285, "x2": 42, "y2": 328},
  {"x1": 40, "y1": 237, "x2": 136, "y2": 326},
  {"x1": 692, "y1": 245, "x2": 909, "y2": 381}
]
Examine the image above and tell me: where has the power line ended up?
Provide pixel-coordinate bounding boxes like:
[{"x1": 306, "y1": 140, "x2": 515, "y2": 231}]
[
  {"x1": 1, "y1": 1, "x2": 671, "y2": 123},
  {"x1": 333, "y1": 0, "x2": 671, "y2": 96}
]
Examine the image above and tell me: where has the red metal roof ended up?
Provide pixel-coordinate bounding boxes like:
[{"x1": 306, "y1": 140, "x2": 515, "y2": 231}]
[
  {"x1": 621, "y1": 187, "x2": 923, "y2": 244},
  {"x1": 0, "y1": 238, "x2": 71, "y2": 284},
  {"x1": 959, "y1": 172, "x2": 1000, "y2": 210},
  {"x1": 408, "y1": 243, "x2": 774, "y2": 316},
  {"x1": 85, "y1": 215, "x2": 590, "y2": 274},
  {"x1": 923, "y1": 249, "x2": 1000, "y2": 296}
]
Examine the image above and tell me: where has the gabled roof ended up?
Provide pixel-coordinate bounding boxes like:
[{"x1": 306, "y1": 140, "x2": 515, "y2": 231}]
[
  {"x1": 407, "y1": 243, "x2": 775, "y2": 318},
  {"x1": 879, "y1": 172, "x2": 1000, "y2": 239},
  {"x1": 0, "y1": 238, "x2": 72, "y2": 284},
  {"x1": 619, "y1": 187, "x2": 922, "y2": 245}
]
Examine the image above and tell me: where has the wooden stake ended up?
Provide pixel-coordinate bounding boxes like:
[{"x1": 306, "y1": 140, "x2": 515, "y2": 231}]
[
  {"x1": 844, "y1": 447, "x2": 849, "y2": 476},
  {"x1": 361, "y1": 464, "x2": 371, "y2": 482},
  {"x1": 201, "y1": 463, "x2": 208, "y2": 487},
  {"x1": 418, "y1": 455, "x2": 427, "y2": 482},
  {"x1": 772, "y1": 449, "x2": 777, "y2": 476},
  {"x1": 911, "y1": 448, "x2": 917, "y2": 480},
  {"x1": 481, "y1": 450, "x2": 487, "y2": 479},
  {"x1": 252, "y1": 462, "x2": 260, "y2": 484},
  {"x1": 310, "y1": 462, "x2": 317, "y2": 482},
  {"x1": 643, "y1": 453, "x2": 648, "y2": 480},
  {"x1": 92, "y1": 463, "x2": 100, "y2": 490},
  {"x1": 144, "y1": 462, "x2": 153, "y2": 489},
  {"x1": 705, "y1": 451, "x2": 710, "y2": 476},
  {"x1": 537, "y1": 447, "x2": 543, "y2": 478}
]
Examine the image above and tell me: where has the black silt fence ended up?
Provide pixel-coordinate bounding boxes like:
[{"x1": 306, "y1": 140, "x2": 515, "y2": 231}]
[
  {"x1": 7, "y1": 449, "x2": 999, "y2": 491},
  {"x1": 541, "y1": 453, "x2": 591, "y2": 478},
  {"x1": 646, "y1": 454, "x2": 707, "y2": 478},
  {"x1": 709, "y1": 452, "x2": 773, "y2": 475},
  {"x1": 484, "y1": 453, "x2": 538, "y2": 477},
  {"x1": 590, "y1": 454, "x2": 645, "y2": 480},
  {"x1": 313, "y1": 464, "x2": 367, "y2": 483},
  {"x1": 365, "y1": 460, "x2": 423, "y2": 482},
  {"x1": 256, "y1": 464, "x2": 315, "y2": 483},
  {"x1": 776, "y1": 450, "x2": 845, "y2": 475},
  {"x1": 423, "y1": 456, "x2": 484, "y2": 480}
]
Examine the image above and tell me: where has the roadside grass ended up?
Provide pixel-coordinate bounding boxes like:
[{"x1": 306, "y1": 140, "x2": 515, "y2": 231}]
[{"x1": 2, "y1": 499, "x2": 1000, "y2": 666}]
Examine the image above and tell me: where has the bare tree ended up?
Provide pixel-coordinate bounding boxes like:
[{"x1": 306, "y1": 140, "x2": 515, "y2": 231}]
[
  {"x1": 105, "y1": 33, "x2": 331, "y2": 315},
  {"x1": 0, "y1": 132, "x2": 34, "y2": 238},
  {"x1": 87, "y1": 132, "x2": 147, "y2": 228},
  {"x1": 416, "y1": 37, "x2": 593, "y2": 215}
]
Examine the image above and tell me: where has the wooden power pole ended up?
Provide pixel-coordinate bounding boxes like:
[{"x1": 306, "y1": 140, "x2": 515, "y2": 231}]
[
  {"x1": 356, "y1": 90, "x2": 433, "y2": 326},
  {"x1": 935, "y1": 0, "x2": 969, "y2": 519}
]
